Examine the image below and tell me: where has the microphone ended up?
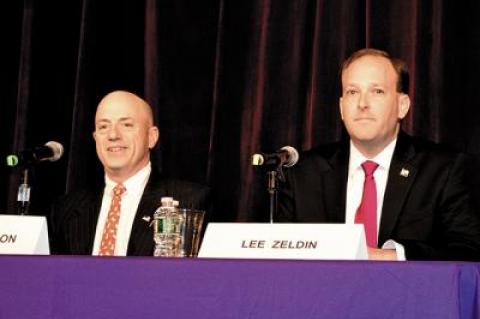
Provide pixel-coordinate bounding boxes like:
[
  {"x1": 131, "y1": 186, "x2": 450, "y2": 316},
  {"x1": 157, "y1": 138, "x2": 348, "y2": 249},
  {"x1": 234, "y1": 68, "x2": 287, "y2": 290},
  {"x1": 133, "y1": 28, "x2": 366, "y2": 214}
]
[
  {"x1": 252, "y1": 146, "x2": 299, "y2": 168},
  {"x1": 6, "y1": 141, "x2": 64, "y2": 167}
]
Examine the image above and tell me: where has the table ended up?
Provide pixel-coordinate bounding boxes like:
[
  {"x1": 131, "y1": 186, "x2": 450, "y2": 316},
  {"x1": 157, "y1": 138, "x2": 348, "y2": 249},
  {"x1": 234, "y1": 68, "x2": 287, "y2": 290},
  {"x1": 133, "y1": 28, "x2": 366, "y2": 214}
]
[{"x1": 1, "y1": 256, "x2": 479, "y2": 319}]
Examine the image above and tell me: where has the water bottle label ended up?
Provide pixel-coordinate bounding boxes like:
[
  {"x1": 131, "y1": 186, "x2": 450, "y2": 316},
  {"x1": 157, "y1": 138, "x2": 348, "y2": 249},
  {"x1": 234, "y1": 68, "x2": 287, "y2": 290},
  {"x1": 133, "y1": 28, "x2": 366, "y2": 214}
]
[{"x1": 17, "y1": 184, "x2": 31, "y2": 202}]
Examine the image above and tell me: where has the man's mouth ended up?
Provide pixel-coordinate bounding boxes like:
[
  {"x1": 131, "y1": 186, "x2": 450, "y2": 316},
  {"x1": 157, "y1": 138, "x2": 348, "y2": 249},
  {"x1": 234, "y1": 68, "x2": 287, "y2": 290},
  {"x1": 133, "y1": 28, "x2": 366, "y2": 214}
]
[
  {"x1": 354, "y1": 117, "x2": 375, "y2": 122},
  {"x1": 107, "y1": 146, "x2": 127, "y2": 152}
]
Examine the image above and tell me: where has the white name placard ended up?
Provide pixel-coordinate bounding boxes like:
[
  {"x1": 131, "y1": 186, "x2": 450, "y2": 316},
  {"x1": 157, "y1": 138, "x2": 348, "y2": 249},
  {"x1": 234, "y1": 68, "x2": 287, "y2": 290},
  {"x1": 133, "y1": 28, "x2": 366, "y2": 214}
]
[
  {"x1": 198, "y1": 223, "x2": 367, "y2": 260},
  {"x1": 0, "y1": 215, "x2": 49, "y2": 255}
]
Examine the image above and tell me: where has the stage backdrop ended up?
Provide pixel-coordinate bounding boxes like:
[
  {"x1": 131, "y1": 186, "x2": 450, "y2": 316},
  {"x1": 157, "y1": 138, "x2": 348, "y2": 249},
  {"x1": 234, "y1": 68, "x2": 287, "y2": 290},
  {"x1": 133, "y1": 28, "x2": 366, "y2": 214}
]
[{"x1": 1, "y1": 0, "x2": 480, "y2": 222}]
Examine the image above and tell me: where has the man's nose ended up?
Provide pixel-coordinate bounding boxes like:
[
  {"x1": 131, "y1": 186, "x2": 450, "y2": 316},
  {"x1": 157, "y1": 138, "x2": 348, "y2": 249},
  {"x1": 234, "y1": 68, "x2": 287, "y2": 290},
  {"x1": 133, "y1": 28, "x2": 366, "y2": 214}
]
[
  {"x1": 107, "y1": 125, "x2": 120, "y2": 140},
  {"x1": 358, "y1": 92, "x2": 369, "y2": 110}
]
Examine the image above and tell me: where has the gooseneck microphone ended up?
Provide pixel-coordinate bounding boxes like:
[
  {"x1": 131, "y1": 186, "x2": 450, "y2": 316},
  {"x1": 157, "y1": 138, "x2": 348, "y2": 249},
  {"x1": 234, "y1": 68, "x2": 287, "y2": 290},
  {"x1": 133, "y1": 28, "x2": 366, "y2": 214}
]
[
  {"x1": 6, "y1": 141, "x2": 64, "y2": 167},
  {"x1": 252, "y1": 146, "x2": 299, "y2": 168},
  {"x1": 252, "y1": 146, "x2": 299, "y2": 223},
  {"x1": 7, "y1": 141, "x2": 64, "y2": 215}
]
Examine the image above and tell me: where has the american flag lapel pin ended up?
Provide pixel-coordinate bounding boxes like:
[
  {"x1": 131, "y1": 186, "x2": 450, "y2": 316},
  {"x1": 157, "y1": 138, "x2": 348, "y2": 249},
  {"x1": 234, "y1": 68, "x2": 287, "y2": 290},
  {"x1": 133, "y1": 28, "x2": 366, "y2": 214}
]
[{"x1": 400, "y1": 168, "x2": 410, "y2": 178}]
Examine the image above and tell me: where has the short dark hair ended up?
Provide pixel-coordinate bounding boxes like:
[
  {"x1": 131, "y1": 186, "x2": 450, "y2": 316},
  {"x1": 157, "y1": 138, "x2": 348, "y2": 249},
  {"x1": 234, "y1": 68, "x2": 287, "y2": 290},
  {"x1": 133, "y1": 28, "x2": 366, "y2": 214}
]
[{"x1": 340, "y1": 48, "x2": 409, "y2": 93}]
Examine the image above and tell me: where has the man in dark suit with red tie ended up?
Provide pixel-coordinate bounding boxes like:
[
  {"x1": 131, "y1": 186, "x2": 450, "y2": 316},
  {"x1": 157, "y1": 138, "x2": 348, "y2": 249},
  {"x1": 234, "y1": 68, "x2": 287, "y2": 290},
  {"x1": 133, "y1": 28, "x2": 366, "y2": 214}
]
[
  {"x1": 278, "y1": 48, "x2": 480, "y2": 261},
  {"x1": 49, "y1": 90, "x2": 209, "y2": 256}
]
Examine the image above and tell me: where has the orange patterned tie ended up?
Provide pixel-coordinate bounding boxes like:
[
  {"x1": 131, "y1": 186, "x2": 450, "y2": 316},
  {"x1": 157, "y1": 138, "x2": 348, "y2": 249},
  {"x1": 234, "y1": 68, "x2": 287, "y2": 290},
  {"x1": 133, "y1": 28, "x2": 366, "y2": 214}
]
[{"x1": 99, "y1": 184, "x2": 126, "y2": 256}]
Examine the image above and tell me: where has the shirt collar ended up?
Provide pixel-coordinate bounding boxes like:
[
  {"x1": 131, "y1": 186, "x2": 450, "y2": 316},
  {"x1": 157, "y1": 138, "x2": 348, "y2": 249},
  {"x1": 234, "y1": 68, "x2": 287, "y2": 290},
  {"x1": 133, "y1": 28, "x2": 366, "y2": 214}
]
[
  {"x1": 104, "y1": 162, "x2": 152, "y2": 196},
  {"x1": 349, "y1": 138, "x2": 397, "y2": 173}
]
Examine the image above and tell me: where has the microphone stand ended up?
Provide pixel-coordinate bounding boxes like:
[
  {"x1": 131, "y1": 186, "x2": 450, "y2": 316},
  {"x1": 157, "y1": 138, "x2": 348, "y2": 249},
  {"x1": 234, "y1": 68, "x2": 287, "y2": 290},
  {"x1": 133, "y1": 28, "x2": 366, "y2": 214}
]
[
  {"x1": 267, "y1": 167, "x2": 285, "y2": 224},
  {"x1": 16, "y1": 167, "x2": 31, "y2": 215},
  {"x1": 267, "y1": 170, "x2": 277, "y2": 224}
]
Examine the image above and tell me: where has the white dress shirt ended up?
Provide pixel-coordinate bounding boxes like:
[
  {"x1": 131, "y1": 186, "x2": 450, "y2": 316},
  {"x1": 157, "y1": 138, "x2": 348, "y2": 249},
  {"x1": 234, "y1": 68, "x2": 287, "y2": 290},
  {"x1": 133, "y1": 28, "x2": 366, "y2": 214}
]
[
  {"x1": 346, "y1": 140, "x2": 406, "y2": 260},
  {"x1": 92, "y1": 162, "x2": 152, "y2": 256}
]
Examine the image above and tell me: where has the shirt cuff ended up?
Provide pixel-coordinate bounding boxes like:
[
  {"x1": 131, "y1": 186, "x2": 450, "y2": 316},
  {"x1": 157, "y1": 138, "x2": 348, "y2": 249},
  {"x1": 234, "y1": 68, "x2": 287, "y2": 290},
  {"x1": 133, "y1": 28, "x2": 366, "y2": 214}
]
[{"x1": 382, "y1": 239, "x2": 406, "y2": 261}]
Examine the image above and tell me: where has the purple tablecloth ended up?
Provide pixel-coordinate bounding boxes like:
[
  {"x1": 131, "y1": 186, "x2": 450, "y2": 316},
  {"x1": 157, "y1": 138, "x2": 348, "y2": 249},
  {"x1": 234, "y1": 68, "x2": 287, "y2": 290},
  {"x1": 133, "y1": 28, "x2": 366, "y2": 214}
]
[{"x1": 0, "y1": 256, "x2": 479, "y2": 319}]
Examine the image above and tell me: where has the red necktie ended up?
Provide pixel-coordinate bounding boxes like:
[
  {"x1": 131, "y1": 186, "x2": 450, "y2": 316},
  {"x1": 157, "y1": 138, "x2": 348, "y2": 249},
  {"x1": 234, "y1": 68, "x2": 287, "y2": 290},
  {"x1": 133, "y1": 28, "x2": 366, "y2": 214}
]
[
  {"x1": 355, "y1": 161, "x2": 379, "y2": 248},
  {"x1": 99, "y1": 184, "x2": 126, "y2": 256}
]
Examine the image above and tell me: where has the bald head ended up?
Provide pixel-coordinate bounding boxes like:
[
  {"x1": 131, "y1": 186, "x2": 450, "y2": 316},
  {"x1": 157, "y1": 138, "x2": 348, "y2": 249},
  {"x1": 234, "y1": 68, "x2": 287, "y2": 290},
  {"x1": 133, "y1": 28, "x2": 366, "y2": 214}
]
[
  {"x1": 96, "y1": 90, "x2": 155, "y2": 126},
  {"x1": 93, "y1": 90, "x2": 159, "y2": 182}
]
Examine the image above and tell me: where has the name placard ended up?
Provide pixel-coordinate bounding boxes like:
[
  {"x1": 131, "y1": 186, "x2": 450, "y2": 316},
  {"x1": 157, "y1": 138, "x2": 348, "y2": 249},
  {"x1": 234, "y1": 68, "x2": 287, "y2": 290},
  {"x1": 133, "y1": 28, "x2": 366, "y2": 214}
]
[
  {"x1": 198, "y1": 223, "x2": 367, "y2": 260},
  {"x1": 0, "y1": 215, "x2": 49, "y2": 255}
]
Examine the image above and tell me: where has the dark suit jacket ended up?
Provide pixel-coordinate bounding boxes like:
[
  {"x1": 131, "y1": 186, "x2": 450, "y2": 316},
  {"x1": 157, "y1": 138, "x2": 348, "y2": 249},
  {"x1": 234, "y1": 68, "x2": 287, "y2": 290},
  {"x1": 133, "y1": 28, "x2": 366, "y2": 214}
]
[
  {"x1": 278, "y1": 132, "x2": 480, "y2": 261},
  {"x1": 49, "y1": 170, "x2": 210, "y2": 256}
]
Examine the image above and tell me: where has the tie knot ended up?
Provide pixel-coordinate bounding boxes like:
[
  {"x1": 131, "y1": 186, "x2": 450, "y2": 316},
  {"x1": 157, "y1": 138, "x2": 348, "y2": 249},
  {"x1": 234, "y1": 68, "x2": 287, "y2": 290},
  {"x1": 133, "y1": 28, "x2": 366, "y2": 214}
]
[
  {"x1": 113, "y1": 184, "x2": 126, "y2": 196},
  {"x1": 361, "y1": 160, "x2": 379, "y2": 176}
]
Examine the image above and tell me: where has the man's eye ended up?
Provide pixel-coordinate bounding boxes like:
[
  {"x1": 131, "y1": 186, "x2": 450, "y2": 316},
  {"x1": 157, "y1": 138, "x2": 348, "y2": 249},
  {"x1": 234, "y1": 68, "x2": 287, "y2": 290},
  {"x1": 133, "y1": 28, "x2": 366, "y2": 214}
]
[
  {"x1": 123, "y1": 123, "x2": 134, "y2": 128},
  {"x1": 97, "y1": 125, "x2": 108, "y2": 130},
  {"x1": 373, "y1": 89, "x2": 384, "y2": 94},
  {"x1": 346, "y1": 89, "x2": 357, "y2": 96}
]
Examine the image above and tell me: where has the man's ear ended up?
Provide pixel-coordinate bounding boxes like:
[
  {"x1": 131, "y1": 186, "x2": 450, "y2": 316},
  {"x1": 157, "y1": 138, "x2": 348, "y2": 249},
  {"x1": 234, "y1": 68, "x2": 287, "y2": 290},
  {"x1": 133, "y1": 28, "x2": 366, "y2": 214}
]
[
  {"x1": 398, "y1": 94, "x2": 410, "y2": 120},
  {"x1": 148, "y1": 126, "x2": 160, "y2": 149},
  {"x1": 339, "y1": 97, "x2": 345, "y2": 120}
]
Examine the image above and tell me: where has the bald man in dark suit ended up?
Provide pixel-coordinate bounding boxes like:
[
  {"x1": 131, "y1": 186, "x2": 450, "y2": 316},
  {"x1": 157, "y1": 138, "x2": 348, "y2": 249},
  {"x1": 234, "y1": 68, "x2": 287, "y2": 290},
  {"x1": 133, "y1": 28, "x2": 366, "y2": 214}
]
[{"x1": 50, "y1": 91, "x2": 209, "y2": 256}]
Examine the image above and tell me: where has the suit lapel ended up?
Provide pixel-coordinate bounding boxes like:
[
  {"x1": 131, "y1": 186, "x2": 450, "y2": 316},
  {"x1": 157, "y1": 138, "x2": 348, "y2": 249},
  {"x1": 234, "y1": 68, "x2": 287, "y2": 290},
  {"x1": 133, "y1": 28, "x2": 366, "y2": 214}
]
[
  {"x1": 66, "y1": 190, "x2": 103, "y2": 254},
  {"x1": 323, "y1": 143, "x2": 349, "y2": 223},
  {"x1": 378, "y1": 132, "x2": 418, "y2": 245},
  {"x1": 127, "y1": 171, "x2": 166, "y2": 256}
]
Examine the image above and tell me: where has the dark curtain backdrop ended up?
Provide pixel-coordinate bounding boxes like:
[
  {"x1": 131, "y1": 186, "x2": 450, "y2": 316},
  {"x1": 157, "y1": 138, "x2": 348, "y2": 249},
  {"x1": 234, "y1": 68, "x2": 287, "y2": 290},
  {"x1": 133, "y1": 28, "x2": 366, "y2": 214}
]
[{"x1": 2, "y1": 0, "x2": 480, "y2": 222}]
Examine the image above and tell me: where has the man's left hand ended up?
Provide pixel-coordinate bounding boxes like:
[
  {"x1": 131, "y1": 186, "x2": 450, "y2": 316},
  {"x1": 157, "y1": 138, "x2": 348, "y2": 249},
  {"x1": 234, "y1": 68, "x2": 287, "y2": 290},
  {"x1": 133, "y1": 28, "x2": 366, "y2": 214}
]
[{"x1": 367, "y1": 247, "x2": 397, "y2": 260}]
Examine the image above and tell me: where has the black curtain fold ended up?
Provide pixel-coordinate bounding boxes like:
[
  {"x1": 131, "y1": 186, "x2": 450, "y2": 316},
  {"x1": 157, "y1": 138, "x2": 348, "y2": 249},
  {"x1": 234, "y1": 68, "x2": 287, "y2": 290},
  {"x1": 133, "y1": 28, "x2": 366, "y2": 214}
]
[{"x1": 2, "y1": 0, "x2": 480, "y2": 222}]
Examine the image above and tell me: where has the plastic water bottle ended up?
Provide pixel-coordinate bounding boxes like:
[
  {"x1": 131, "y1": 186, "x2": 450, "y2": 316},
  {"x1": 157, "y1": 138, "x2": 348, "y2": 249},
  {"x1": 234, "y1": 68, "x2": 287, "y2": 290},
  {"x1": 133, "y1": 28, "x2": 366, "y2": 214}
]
[{"x1": 153, "y1": 197, "x2": 183, "y2": 257}]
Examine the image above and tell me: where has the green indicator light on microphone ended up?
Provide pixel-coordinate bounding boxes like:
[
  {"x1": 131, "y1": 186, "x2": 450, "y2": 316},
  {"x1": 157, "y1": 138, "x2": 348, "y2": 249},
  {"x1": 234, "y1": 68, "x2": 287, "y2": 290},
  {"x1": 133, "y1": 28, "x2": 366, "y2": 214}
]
[{"x1": 6, "y1": 155, "x2": 19, "y2": 167}]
